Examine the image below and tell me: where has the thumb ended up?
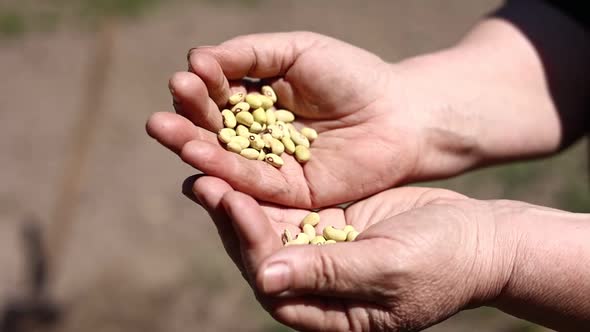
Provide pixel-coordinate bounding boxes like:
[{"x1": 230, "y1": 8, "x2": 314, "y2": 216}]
[{"x1": 256, "y1": 239, "x2": 389, "y2": 299}]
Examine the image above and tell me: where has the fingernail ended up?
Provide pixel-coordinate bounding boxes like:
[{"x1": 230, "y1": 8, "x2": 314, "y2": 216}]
[{"x1": 262, "y1": 262, "x2": 290, "y2": 294}]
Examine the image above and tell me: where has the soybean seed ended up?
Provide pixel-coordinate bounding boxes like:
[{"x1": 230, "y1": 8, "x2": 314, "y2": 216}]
[
  {"x1": 230, "y1": 136, "x2": 250, "y2": 149},
  {"x1": 274, "y1": 110, "x2": 295, "y2": 123},
  {"x1": 240, "y1": 148, "x2": 260, "y2": 160},
  {"x1": 245, "y1": 94, "x2": 263, "y2": 109},
  {"x1": 295, "y1": 145, "x2": 311, "y2": 163},
  {"x1": 281, "y1": 136, "x2": 296, "y2": 154},
  {"x1": 222, "y1": 109, "x2": 237, "y2": 128},
  {"x1": 300, "y1": 127, "x2": 318, "y2": 142},
  {"x1": 261, "y1": 85, "x2": 277, "y2": 103},
  {"x1": 265, "y1": 153, "x2": 284, "y2": 168},
  {"x1": 218, "y1": 128, "x2": 236, "y2": 144},
  {"x1": 228, "y1": 92, "x2": 245, "y2": 105},
  {"x1": 236, "y1": 111, "x2": 254, "y2": 127},
  {"x1": 301, "y1": 212, "x2": 320, "y2": 227},
  {"x1": 231, "y1": 101, "x2": 250, "y2": 114}
]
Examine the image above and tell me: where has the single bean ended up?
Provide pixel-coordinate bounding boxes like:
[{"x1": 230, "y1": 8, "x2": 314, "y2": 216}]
[
  {"x1": 218, "y1": 128, "x2": 236, "y2": 144},
  {"x1": 261, "y1": 85, "x2": 277, "y2": 103},
  {"x1": 301, "y1": 212, "x2": 320, "y2": 227},
  {"x1": 222, "y1": 109, "x2": 236, "y2": 128},
  {"x1": 323, "y1": 226, "x2": 347, "y2": 242}
]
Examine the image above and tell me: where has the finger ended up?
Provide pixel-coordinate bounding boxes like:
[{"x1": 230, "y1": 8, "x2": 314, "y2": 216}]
[
  {"x1": 180, "y1": 140, "x2": 309, "y2": 207},
  {"x1": 221, "y1": 190, "x2": 282, "y2": 277},
  {"x1": 146, "y1": 112, "x2": 216, "y2": 154},
  {"x1": 169, "y1": 71, "x2": 223, "y2": 132},
  {"x1": 187, "y1": 51, "x2": 232, "y2": 107},
  {"x1": 182, "y1": 174, "x2": 205, "y2": 206},
  {"x1": 188, "y1": 32, "x2": 319, "y2": 81},
  {"x1": 191, "y1": 176, "x2": 248, "y2": 279},
  {"x1": 256, "y1": 239, "x2": 390, "y2": 299}
]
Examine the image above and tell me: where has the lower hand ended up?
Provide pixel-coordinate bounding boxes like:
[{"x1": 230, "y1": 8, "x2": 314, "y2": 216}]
[{"x1": 190, "y1": 176, "x2": 515, "y2": 332}]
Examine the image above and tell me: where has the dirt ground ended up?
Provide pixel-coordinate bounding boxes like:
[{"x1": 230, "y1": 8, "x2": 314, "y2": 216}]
[{"x1": 1, "y1": 0, "x2": 586, "y2": 331}]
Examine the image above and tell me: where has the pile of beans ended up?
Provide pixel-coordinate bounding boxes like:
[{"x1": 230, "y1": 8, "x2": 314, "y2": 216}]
[{"x1": 217, "y1": 86, "x2": 318, "y2": 168}]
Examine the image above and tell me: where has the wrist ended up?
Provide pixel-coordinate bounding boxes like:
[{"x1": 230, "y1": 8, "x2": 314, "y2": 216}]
[
  {"x1": 388, "y1": 51, "x2": 485, "y2": 182},
  {"x1": 486, "y1": 201, "x2": 590, "y2": 330}
]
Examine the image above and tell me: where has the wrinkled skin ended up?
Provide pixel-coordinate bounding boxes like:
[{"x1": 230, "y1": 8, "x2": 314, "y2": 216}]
[
  {"x1": 147, "y1": 32, "x2": 427, "y2": 208},
  {"x1": 190, "y1": 175, "x2": 510, "y2": 332}
]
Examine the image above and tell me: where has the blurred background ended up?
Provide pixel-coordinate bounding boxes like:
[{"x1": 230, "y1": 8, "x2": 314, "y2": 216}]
[{"x1": 0, "y1": 0, "x2": 587, "y2": 331}]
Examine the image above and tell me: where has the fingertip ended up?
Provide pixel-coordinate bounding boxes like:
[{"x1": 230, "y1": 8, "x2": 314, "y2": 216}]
[
  {"x1": 193, "y1": 176, "x2": 234, "y2": 211},
  {"x1": 146, "y1": 112, "x2": 201, "y2": 153},
  {"x1": 169, "y1": 71, "x2": 208, "y2": 100}
]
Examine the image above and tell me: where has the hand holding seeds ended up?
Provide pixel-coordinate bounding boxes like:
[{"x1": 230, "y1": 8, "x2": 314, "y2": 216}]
[
  {"x1": 147, "y1": 32, "x2": 428, "y2": 208},
  {"x1": 191, "y1": 176, "x2": 511, "y2": 332}
]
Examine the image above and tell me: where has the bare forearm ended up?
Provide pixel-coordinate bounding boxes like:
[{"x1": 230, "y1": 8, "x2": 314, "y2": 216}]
[
  {"x1": 493, "y1": 202, "x2": 590, "y2": 331},
  {"x1": 394, "y1": 0, "x2": 590, "y2": 178}
]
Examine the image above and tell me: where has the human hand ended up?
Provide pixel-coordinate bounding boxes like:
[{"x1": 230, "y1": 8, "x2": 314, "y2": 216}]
[
  {"x1": 189, "y1": 176, "x2": 515, "y2": 332},
  {"x1": 147, "y1": 32, "x2": 429, "y2": 208}
]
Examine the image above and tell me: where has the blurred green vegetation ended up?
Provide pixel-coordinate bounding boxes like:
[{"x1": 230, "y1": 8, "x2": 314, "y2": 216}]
[
  {"x1": 0, "y1": 0, "x2": 262, "y2": 38},
  {"x1": 425, "y1": 139, "x2": 589, "y2": 212},
  {"x1": 0, "y1": 10, "x2": 27, "y2": 38}
]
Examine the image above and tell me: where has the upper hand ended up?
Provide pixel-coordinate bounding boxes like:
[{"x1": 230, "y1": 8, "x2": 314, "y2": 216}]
[{"x1": 147, "y1": 32, "x2": 426, "y2": 208}]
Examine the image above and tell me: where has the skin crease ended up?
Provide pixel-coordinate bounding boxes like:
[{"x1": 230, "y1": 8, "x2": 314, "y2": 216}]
[{"x1": 148, "y1": 0, "x2": 590, "y2": 331}]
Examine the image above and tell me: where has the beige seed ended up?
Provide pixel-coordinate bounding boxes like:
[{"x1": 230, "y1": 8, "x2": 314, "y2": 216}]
[
  {"x1": 236, "y1": 125, "x2": 250, "y2": 137},
  {"x1": 265, "y1": 108, "x2": 276, "y2": 125},
  {"x1": 295, "y1": 145, "x2": 311, "y2": 163},
  {"x1": 240, "y1": 148, "x2": 260, "y2": 160},
  {"x1": 276, "y1": 121, "x2": 290, "y2": 138},
  {"x1": 252, "y1": 107, "x2": 267, "y2": 124},
  {"x1": 265, "y1": 153, "x2": 284, "y2": 168},
  {"x1": 218, "y1": 128, "x2": 236, "y2": 144},
  {"x1": 222, "y1": 109, "x2": 237, "y2": 128},
  {"x1": 259, "y1": 95, "x2": 274, "y2": 109},
  {"x1": 230, "y1": 136, "x2": 250, "y2": 149},
  {"x1": 301, "y1": 212, "x2": 320, "y2": 227},
  {"x1": 323, "y1": 226, "x2": 347, "y2": 242},
  {"x1": 282, "y1": 136, "x2": 296, "y2": 154},
  {"x1": 310, "y1": 236, "x2": 326, "y2": 245},
  {"x1": 226, "y1": 141, "x2": 243, "y2": 153},
  {"x1": 249, "y1": 134, "x2": 265, "y2": 150},
  {"x1": 267, "y1": 125, "x2": 284, "y2": 139},
  {"x1": 250, "y1": 122, "x2": 264, "y2": 134},
  {"x1": 231, "y1": 101, "x2": 250, "y2": 114},
  {"x1": 303, "y1": 223, "x2": 316, "y2": 239},
  {"x1": 245, "y1": 94, "x2": 263, "y2": 109},
  {"x1": 300, "y1": 127, "x2": 318, "y2": 142},
  {"x1": 274, "y1": 110, "x2": 295, "y2": 123},
  {"x1": 342, "y1": 225, "x2": 355, "y2": 235},
  {"x1": 262, "y1": 133, "x2": 274, "y2": 149},
  {"x1": 228, "y1": 92, "x2": 245, "y2": 105},
  {"x1": 346, "y1": 230, "x2": 360, "y2": 242},
  {"x1": 270, "y1": 138, "x2": 285, "y2": 155},
  {"x1": 285, "y1": 233, "x2": 310, "y2": 246},
  {"x1": 286, "y1": 123, "x2": 298, "y2": 136},
  {"x1": 257, "y1": 149, "x2": 266, "y2": 161},
  {"x1": 325, "y1": 240, "x2": 337, "y2": 244},
  {"x1": 261, "y1": 85, "x2": 277, "y2": 103},
  {"x1": 292, "y1": 132, "x2": 310, "y2": 148},
  {"x1": 236, "y1": 111, "x2": 254, "y2": 127}
]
